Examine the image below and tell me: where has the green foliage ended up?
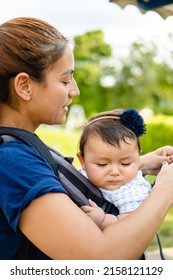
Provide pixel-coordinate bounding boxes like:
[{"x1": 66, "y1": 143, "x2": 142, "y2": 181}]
[
  {"x1": 73, "y1": 30, "x2": 115, "y2": 117},
  {"x1": 140, "y1": 117, "x2": 173, "y2": 155},
  {"x1": 111, "y1": 40, "x2": 173, "y2": 113},
  {"x1": 149, "y1": 208, "x2": 173, "y2": 251},
  {"x1": 73, "y1": 30, "x2": 173, "y2": 117},
  {"x1": 74, "y1": 30, "x2": 112, "y2": 61}
]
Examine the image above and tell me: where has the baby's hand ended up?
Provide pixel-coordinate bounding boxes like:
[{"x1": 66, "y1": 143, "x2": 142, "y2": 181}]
[{"x1": 81, "y1": 199, "x2": 105, "y2": 227}]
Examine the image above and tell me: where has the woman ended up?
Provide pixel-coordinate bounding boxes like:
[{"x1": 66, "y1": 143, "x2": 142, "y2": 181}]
[{"x1": 0, "y1": 17, "x2": 173, "y2": 260}]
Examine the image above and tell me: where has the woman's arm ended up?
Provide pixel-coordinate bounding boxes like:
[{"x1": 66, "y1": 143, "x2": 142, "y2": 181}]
[
  {"x1": 19, "y1": 163, "x2": 173, "y2": 260},
  {"x1": 140, "y1": 145, "x2": 173, "y2": 176}
]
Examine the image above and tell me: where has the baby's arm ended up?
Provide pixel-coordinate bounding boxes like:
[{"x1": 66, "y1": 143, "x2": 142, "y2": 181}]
[{"x1": 81, "y1": 199, "x2": 118, "y2": 230}]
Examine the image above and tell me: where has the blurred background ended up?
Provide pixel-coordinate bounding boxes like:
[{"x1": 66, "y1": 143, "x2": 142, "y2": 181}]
[{"x1": 1, "y1": 0, "x2": 173, "y2": 257}]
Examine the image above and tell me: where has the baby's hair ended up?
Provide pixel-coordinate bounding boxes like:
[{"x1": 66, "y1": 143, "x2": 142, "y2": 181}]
[{"x1": 79, "y1": 108, "x2": 146, "y2": 156}]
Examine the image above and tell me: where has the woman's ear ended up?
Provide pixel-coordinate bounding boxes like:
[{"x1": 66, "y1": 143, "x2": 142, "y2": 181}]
[
  {"x1": 76, "y1": 152, "x2": 86, "y2": 170},
  {"x1": 14, "y1": 72, "x2": 31, "y2": 101}
]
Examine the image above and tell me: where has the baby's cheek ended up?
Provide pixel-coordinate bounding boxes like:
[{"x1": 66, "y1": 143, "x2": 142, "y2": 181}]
[
  {"x1": 125, "y1": 169, "x2": 138, "y2": 182},
  {"x1": 88, "y1": 172, "x2": 103, "y2": 187}
]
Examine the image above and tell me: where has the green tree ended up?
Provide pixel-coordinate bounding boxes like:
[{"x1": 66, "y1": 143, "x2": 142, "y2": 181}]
[
  {"x1": 111, "y1": 39, "x2": 173, "y2": 114},
  {"x1": 73, "y1": 30, "x2": 114, "y2": 117},
  {"x1": 73, "y1": 30, "x2": 173, "y2": 116}
]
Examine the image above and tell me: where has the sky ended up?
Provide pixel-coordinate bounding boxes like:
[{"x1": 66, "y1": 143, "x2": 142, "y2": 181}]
[{"x1": 1, "y1": 0, "x2": 173, "y2": 56}]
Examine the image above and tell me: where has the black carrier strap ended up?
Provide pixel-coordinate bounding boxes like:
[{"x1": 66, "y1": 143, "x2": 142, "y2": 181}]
[
  {"x1": 48, "y1": 145, "x2": 118, "y2": 214},
  {"x1": 17, "y1": 239, "x2": 38, "y2": 260},
  {"x1": 0, "y1": 127, "x2": 119, "y2": 215}
]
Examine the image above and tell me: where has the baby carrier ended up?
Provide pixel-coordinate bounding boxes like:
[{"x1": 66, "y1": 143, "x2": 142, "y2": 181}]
[{"x1": 0, "y1": 127, "x2": 165, "y2": 259}]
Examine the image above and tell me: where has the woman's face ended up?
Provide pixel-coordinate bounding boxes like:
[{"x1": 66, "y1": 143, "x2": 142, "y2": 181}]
[{"x1": 28, "y1": 46, "x2": 80, "y2": 128}]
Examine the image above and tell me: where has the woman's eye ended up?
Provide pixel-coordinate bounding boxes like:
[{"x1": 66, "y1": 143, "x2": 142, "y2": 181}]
[{"x1": 63, "y1": 80, "x2": 70, "y2": 85}]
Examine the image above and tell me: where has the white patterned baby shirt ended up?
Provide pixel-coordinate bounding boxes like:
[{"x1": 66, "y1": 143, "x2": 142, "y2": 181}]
[{"x1": 100, "y1": 171, "x2": 151, "y2": 214}]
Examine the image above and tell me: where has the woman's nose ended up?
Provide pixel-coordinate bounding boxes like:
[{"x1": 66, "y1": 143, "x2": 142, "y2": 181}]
[{"x1": 69, "y1": 80, "x2": 80, "y2": 97}]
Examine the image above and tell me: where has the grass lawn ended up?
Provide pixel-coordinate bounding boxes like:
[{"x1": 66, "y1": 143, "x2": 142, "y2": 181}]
[{"x1": 36, "y1": 125, "x2": 173, "y2": 252}]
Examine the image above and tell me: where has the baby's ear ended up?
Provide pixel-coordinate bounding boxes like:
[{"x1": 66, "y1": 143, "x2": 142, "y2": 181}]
[{"x1": 76, "y1": 152, "x2": 85, "y2": 170}]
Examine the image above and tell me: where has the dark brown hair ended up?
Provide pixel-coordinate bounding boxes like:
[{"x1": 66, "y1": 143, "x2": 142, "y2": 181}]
[
  {"x1": 0, "y1": 17, "x2": 68, "y2": 105},
  {"x1": 79, "y1": 109, "x2": 141, "y2": 156}
]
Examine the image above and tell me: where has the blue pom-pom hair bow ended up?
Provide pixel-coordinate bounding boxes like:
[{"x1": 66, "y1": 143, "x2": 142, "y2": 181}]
[
  {"x1": 86, "y1": 108, "x2": 146, "y2": 137},
  {"x1": 120, "y1": 109, "x2": 146, "y2": 137}
]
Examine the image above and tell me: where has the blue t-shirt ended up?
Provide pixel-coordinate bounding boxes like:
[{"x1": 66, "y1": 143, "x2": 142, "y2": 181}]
[{"x1": 0, "y1": 140, "x2": 68, "y2": 260}]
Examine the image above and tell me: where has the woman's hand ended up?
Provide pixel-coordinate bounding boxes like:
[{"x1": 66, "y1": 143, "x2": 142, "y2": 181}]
[
  {"x1": 154, "y1": 161, "x2": 173, "y2": 207},
  {"x1": 140, "y1": 145, "x2": 173, "y2": 176}
]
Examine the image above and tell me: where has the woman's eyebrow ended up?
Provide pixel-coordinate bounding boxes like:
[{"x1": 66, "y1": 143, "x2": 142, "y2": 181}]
[{"x1": 61, "y1": 69, "x2": 74, "y2": 76}]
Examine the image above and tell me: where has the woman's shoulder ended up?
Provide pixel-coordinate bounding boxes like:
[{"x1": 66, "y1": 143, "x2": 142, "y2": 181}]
[
  {"x1": 0, "y1": 139, "x2": 67, "y2": 233},
  {"x1": 0, "y1": 139, "x2": 53, "y2": 170}
]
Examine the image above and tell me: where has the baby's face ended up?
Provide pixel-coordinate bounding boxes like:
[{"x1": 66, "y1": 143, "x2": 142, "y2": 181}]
[{"x1": 80, "y1": 136, "x2": 140, "y2": 190}]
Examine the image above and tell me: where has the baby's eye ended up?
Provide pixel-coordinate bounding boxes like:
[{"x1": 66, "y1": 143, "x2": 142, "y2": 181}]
[
  {"x1": 97, "y1": 163, "x2": 107, "y2": 167},
  {"x1": 121, "y1": 163, "x2": 131, "y2": 166}
]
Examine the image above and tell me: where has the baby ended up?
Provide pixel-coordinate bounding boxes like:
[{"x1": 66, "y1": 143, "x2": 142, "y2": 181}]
[{"x1": 77, "y1": 108, "x2": 152, "y2": 229}]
